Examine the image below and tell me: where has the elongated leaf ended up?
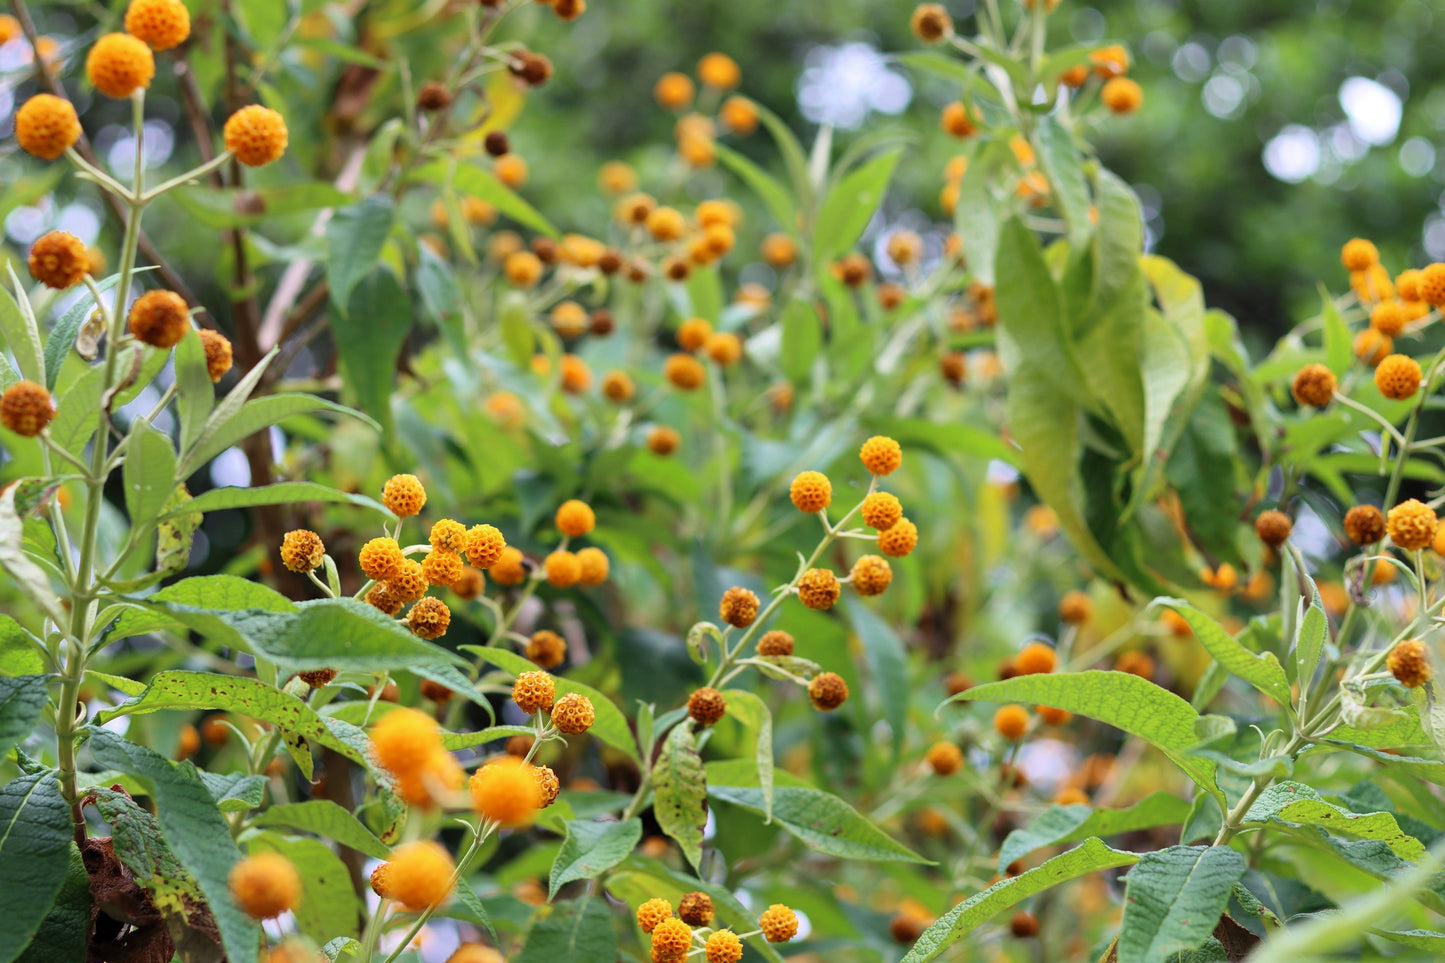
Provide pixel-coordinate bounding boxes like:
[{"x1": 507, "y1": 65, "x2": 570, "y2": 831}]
[
  {"x1": 416, "y1": 160, "x2": 558, "y2": 238},
  {"x1": 163, "y1": 482, "x2": 389, "y2": 520},
  {"x1": 952, "y1": 142, "x2": 1008, "y2": 286},
  {"x1": 1295, "y1": 600, "x2": 1327, "y2": 688},
  {"x1": 714, "y1": 144, "x2": 796, "y2": 233},
  {"x1": 812, "y1": 148, "x2": 901, "y2": 263},
  {"x1": 182, "y1": 392, "x2": 377, "y2": 476},
  {"x1": 0, "y1": 483, "x2": 67, "y2": 627},
  {"x1": 174, "y1": 328, "x2": 215, "y2": 454},
  {"x1": 999, "y1": 792, "x2": 1192, "y2": 871},
  {"x1": 1160, "y1": 602, "x2": 1290, "y2": 705},
  {"x1": 96, "y1": 670, "x2": 367, "y2": 765},
  {"x1": 41, "y1": 271, "x2": 141, "y2": 390},
  {"x1": 0, "y1": 675, "x2": 49, "y2": 761},
  {"x1": 707, "y1": 783, "x2": 928, "y2": 863},
  {"x1": 516, "y1": 893, "x2": 616, "y2": 963},
  {"x1": 548, "y1": 818, "x2": 641, "y2": 898},
  {"x1": 87, "y1": 729, "x2": 259, "y2": 963},
  {"x1": 720, "y1": 690, "x2": 773, "y2": 823},
  {"x1": 0, "y1": 277, "x2": 42, "y2": 385},
  {"x1": 653, "y1": 724, "x2": 707, "y2": 871},
  {"x1": 111, "y1": 573, "x2": 295, "y2": 639},
  {"x1": 461, "y1": 646, "x2": 638, "y2": 763},
  {"x1": 845, "y1": 601, "x2": 908, "y2": 758},
  {"x1": 16, "y1": 843, "x2": 88, "y2": 963},
  {"x1": 327, "y1": 195, "x2": 395, "y2": 310},
  {"x1": 1117, "y1": 845, "x2": 1245, "y2": 963},
  {"x1": 1033, "y1": 115, "x2": 1091, "y2": 247},
  {"x1": 121, "y1": 418, "x2": 177, "y2": 532},
  {"x1": 334, "y1": 268, "x2": 411, "y2": 433},
  {"x1": 752, "y1": 101, "x2": 812, "y2": 210},
  {"x1": 47, "y1": 364, "x2": 104, "y2": 457},
  {"x1": 0, "y1": 772, "x2": 72, "y2": 963},
  {"x1": 1245, "y1": 782, "x2": 1424, "y2": 860},
  {"x1": 902, "y1": 838, "x2": 1139, "y2": 962},
  {"x1": 200, "y1": 771, "x2": 268, "y2": 812},
  {"x1": 253, "y1": 800, "x2": 391, "y2": 860},
  {"x1": 779, "y1": 300, "x2": 822, "y2": 384},
  {"x1": 945, "y1": 671, "x2": 1221, "y2": 806},
  {"x1": 1320, "y1": 288, "x2": 1352, "y2": 376},
  {"x1": 687, "y1": 266, "x2": 724, "y2": 324},
  {"x1": 249, "y1": 598, "x2": 464, "y2": 672}
]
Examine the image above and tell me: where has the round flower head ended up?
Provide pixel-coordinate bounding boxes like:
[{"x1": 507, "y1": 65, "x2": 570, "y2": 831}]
[
  {"x1": 128, "y1": 290, "x2": 190, "y2": 348},
  {"x1": 687, "y1": 686, "x2": 727, "y2": 727},
  {"x1": 1420, "y1": 264, "x2": 1445, "y2": 307},
  {"x1": 0, "y1": 381, "x2": 55, "y2": 437},
  {"x1": 1090, "y1": 44, "x2": 1130, "y2": 76},
  {"x1": 465, "y1": 524, "x2": 507, "y2": 568},
  {"x1": 422, "y1": 548, "x2": 463, "y2": 587},
  {"x1": 757, "y1": 630, "x2": 794, "y2": 656},
  {"x1": 1101, "y1": 76, "x2": 1143, "y2": 113},
  {"x1": 407, "y1": 597, "x2": 451, "y2": 640},
  {"x1": 447, "y1": 947, "x2": 505, "y2": 963},
  {"x1": 526, "y1": 630, "x2": 567, "y2": 669},
  {"x1": 1374, "y1": 354, "x2": 1422, "y2": 400},
  {"x1": 789, "y1": 471, "x2": 832, "y2": 513},
  {"x1": 1015, "y1": 642, "x2": 1057, "y2": 675},
  {"x1": 513, "y1": 670, "x2": 556, "y2": 714},
  {"x1": 697, "y1": 52, "x2": 740, "y2": 89},
  {"x1": 199, "y1": 329, "x2": 233, "y2": 381},
  {"x1": 926, "y1": 741, "x2": 963, "y2": 776},
  {"x1": 1355, "y1": 328, "x2": 1392, "y2": 367},
  {"x1": 279, "y1": 529, "x2": 325, "y2": 573},
  {"x1": 679, "y1": 891, "x2": 714, "y2": 926},
  {"x1": 1010, "y1": 911, "x2": 1041, "y2": 938},
  {"x1": 577, "y1": 546, "x2": 609, "y2": 585},
  {"x1": 16, "y1": 94, "x2": 82, "y2": 160},
  {"x1": 1116, "y1": 651, "x2": 1155, "y2": 678},
  {"x1": 761, "y1": 233, "x2": 798, "y2": 269},
  {"x1": 759, "y1": 905, "x2": 799, "y2": 943},
  {"x1": 556, "y1": 499, "x2": 596, "y2": 536},
  {"x1": 545, "y1": 550, "x2": 582, "y2": 587},
  {"x1": 797, "y1": 568, "x2": 841, "y2": 610},
  {"x1": 228, "y1": 852, "x2": 301, "y2": 919},
  {"x1": 665, "y1": 353, "x2": 706, "y2": 390},
  {"x1": 386, "y1": 841, "x2": 455, "y2": 911},
  {"x1": 87, "y1": 33, "x2": 155, "y2": 98},
  {"x1": 1058, "y1": 590, "x2": 1093, "y2": 625},
  {"x1": 1255, "y1": 510, "x2": 1292, "y2": 549},
  {"x1": 370, "y1": 706, "x2": 444, "y2": 778},
  {"x1": 705, "y1": 930, "x2": 742, "y2": 963},
  {"x1": 505, "y1": 250, "x2": 544, "y2": 287},
  {"x1": 419, "y1": 679, "x2": 454, "y2": 704},
  {"x1": 469, "y1": 756, "x2": 545, "y2": 825},
  {"x1": 911, "y1": 3, "x2": 953, "y2": 42},
  {"x1": 494, "y1": 154, "x2": 528, "y2": 188},
  {"x1": 1037, "y1": 705, "x2": 1073, "y2": 726},
  {"x1": 719, "y1": 586, "x2": 760, "y2": 627},
  {"x1": 654, "y1": 72, "x2": 695, "y2": 110},
  {"x1": 28, "y1": 232, "x2": 89, "y2": 289},
  {"x1": 877, "y1": 517, "x2": 919, "y2": 557},
  {"x1": 1370, "y1": 300, "x2": 1408, "y2": 338},
  {"x1": 1341, "y1": 238, "x2": 1379, "y2": 271},
  {"x1": 648, "y1": 426, "x2": 681, "y2": 455},
  {"x1": 561, "y1": 354, "x2": 592, "y2": 393},
  {"x1": 485, "y1": 390, "x2": 526, "y2": 427},
  {"x1": 602, "y1": 370, "x2": 635, "y2": 403},
  {"x1": 550, "y1": 300, "x2": 588, "y2": 339},
  {"x1": 1388, "y1": 499, "x2": 1438, "y2": 551},
  {"x1": 941, "y1": 101, "x2": 976, "y2": 138},
  {"x1": 551, "y1": 692, "x2": 595, "y2": 734},
  {"x1": 636, "y1": 897, "x2": 674, "y2": 934},
  {"x1": 1290, "y1": 364, "x2": 1336, "y2": 407},
  {"x1": 389, "y1": 559, "x2": 428, "y2": 603},
  {"x1": 509, "y1": 49, "x2": 553, "y2": 86},
  {"x1": 859, "y1": 492, "x2": 903, "y2": 531},
  {"x1": 808, "y1": 672, "x2": 849, "y2": 711},
  {"x1": 705, "y1": 332, "x2": 743, "y2": 366},
  {"x1": 849, "y1": 555, "x2": 892, "y2": 596},
  {"x1": 224, "y1": 105, "x2": 288, "y2": 166},
  {"x1": 292, "y1": 667, "x2": 335, "y2": 689},
  {"x1": 1388, "y1": 639, "x2": 1431, "y2": 689},
  {"x1": 366, "y1": 582, "x2": 404, "y2": 616},
  {"x1": 489, "y1": 546, "x2": 528, "y2": 586},
  {"x1": 383, "y1": 474, "x2": 427, "y2": 517},
  {"x1": 125, "y1": 0, "x2": 190, "y2": 49},
  {"x1": 651, "y1": 918, "x2": 693, "y2": 962},
  {"x1": 369, "y1": 864, "x2": 393, "y2": 899},
  {"x1": 1344, "y1": 504, "x2": 1386, "y2": 545},
  {"x1": 553, "y1": 0, "x2": 585, "y2": 22},
  {"x1": 993, "y1": 704, "x2": 1030, "y2": 740},
  {"x1": 1398, "y1": 269, "x2": 1423, "y2": 302},
  {"x1": 359, "y1": 536, "x2": 404, "y2": 582},
  {"x1": 534, "y1": 764, "x2": 560, "y2": 807}
]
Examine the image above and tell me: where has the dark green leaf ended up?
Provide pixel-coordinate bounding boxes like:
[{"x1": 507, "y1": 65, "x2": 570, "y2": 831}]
[
  {"x1": 0, "y1": 772, "x2": 73, "y2": 963},
  {"x1": 707, "y1": 783, "x2": 928, "y2": 863},
  {"x1": 845, "y1": 601, "x2": 908, "y2": 758},
  {"x1": 333, "y1": 269, "x2": 412, "y2": 433},
  {"x1": 0, "y1": 675, "x2": 50, "y2": 761},
  {"x1": 515, "y1": 893, "x2": 616, "y2": 963},
  {"x1": 999, "y1": 792, "x2": 1192, "y2": 870},
  {"x1": 1118, "y1": 845, "x2": 1246, "y2": 963},
  {"x1": 548, "y1": 818, "x2": 641, "y2": 898},
  {"x1": 16, "y1": 843, "x2": 88, "y2": 963},
  {"x1": 327, "y1": 195, "x2": 395, "y2": 310}
]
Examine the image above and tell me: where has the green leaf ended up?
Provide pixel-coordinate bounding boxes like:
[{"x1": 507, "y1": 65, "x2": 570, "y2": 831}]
[
  {"x1": 516, "y1": 893, "x2": 617, "y2": 963},
  {"x1": 998, "y1": 792, "x2": 1193, "y2": 870},
  {"x1": 182, "y1": 391, "x2": 377, "y2": 477},
  {"x1": 41, "y1": 270, "x2": 141, "y2": 391},
  {"x1": 174, "y1": 328, "x2": 215, "y2": 454},
  {"x1": 812, "y1": 148, "x2": 902, "y2": 262},
  {"x1": 714, "y1": 144, "x2": 796, "y2": 233},
  {"x1": 87, "y1": 728, "x2": 259, "y2": 963},
  {"x1": 0, "y1": 675, "x2": 49, "y2": 761},
  {"x1": 1320, "y1": 286, "x2": 1352, "y2": 376},
  {"x1": 498, "y1": 293, "x2": 534, "y2": 368},
  {"x1": 121, "y1": 418, "x2": 177, "y2": 533},
  {"x1": 752, "y1": 101, "x2": 812, "y2": 211},
  {"x1": 110, "y1": 573, "x2": 295, "y2": 639},
  {"x1": 460, "y1": 646, "x2": 638, "y2": 763},
  {"x1": 1244, "y1": 782, "x2": 1425, "y2": 860},
  {"x1": 0, "y1": 772, "x2": 73, "y2": 963},
  {"x1": 1033, "y1": 115, "x2": 1091, "y2": 247},
  {"x1": 720, "y1": 689, "x2": 774, "y2": 824},
  {"x1": 0, "y1": 482, "x2": 67, "y2": 627},
  {"x1": 845, "y1": 601, "x2": 908, "y2": 758},
  {"x1": 250, "y1": 834, "x2": 362, "y2": 944},
  {"x1": 0, "y1": 272, "x2": 43, "y2": 385},
  {"x1": 253, "y1": 800, "x2": 392, "y2": 860},
  {"x1": 163, "y1": 482, "x2": 389, "y2": 520},
  {"x1": 249, "y1": 598, "x2": 464, "y2": 672},
  {"x1": 1087, "y1": 167, "x2": 1145, "y2": 325},
  {"x1": 416, "y1": 160, "x2": 559, "y2": 238},
  {"x1": 16, "y1": 843, "x2": 88, "y2": 963},
  {"x1": 334, "y1": 268, "x2": 412, "y2": 433},
  {"x1": 1295, "y1": 600, "x2": 1328, "y2": 690},
  {"x1": 779, "y1": 300, "x2": 822, "y2": 384},
  {"x1": 945, "y1": 671, "x2": 1222, "y2": 807},
  {"x1": 0, "y1": 618, "x2": 45, "y2": 677},
  {"x1": 47, "y1": 363, "x2": 104, "y2": 457},
  {"x1": 707, "y1": 783, "x2": 928, "y2": 863},
  {"x1": 653, "y1": 724, "x2": 707, "y2": 871},
  {"x1": 902, "y1": 838, "x2": 1139, "y2": 962},
  {"x1": 201, "y1": 771, "x2": 269, "y2": 812},
  {"x1": 327, "y1": 195, "x2": 396, "y2": 310},
  {"x1": 1118, "y1": 845, "x2": 1246, "y2": 963},
  {"x1": 96, "y1": 670, "x2": 367, "y2": 765},
  {"x1": 548, "y1": 818, "x2": 642, "y2": 898},
  {"x1": 687, "y1": 265, "x2": 724, "y2": 324},
  {"x1": 1159, "y1": 602, "x2": 1291, "y2": 706},
  {"x1": 952, "y1": 141, "x2": 1008, "y2": 286}
]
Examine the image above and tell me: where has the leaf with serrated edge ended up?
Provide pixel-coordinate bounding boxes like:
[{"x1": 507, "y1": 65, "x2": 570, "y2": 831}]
[
  {"x1": 707, "y1": 784, "x2": 927, "y2": 864},
  {"x1": 1244, "y1": 782, "x2": 1424, "y2": 859},
  {"x1": 548, "y1": 818, "x2": 641, "y2": 898},
  {"x1": 253, "y1": 800, "x2": 391, "y2": 860},
  {"x1": 0, "y1": 772, "x2": 73, "y2": 963},
  {"x1": 1117, "y1": 845, "x2": 1244, "y2": 963},
  {"x1": 515, "y1": 892, "x2": 616, "y2": 963},
  {"x1": 998, "y1": 792, "x2": 1191, "y2": 871},
  {"x1": 1160, "y1": 601, "x2": 1291, "y2": 705}
]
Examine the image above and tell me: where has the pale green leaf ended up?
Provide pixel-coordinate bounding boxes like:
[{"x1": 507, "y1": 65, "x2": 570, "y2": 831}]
[
  {"x1": 253, "y1": 800, "x2": 391, "y2": 860},
  {"x1": 162, "y1": 482, "x2": 389, "y2": 520},
  {"x1": 707, "y1": 783, "x2": 928, "y2": 863},
  {"x1": 0, "y1": 675, "x2": 50, "y2": 761},
  {"x1": 999, "y1": 791, "x2": 1192, "y2": 871},
  {"x1": 121, "y1": 418, "x2": 177, "y2": 533},
  {"x1": 720, "y1": 689, "x2": 773, "y2": 823},
  {"x1": 1244, "y1": 782, "x2": 1425, "y2": 860},
  {"x1": 174, "y1": 328, "x2": 215, "y2": 454},
  {"x1": 1159, "y1": 601, "x2": 1291, "y2": 705}
]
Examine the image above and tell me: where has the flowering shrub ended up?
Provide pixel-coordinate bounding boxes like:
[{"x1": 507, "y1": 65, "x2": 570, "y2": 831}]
[{"x1": 2, "y1": 1, "x2": 1445, "y2": 962}]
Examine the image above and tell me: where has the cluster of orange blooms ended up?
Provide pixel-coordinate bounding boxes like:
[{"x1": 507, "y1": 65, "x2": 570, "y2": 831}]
[
  {"x1": 654, "y1": 52, "x2": 759, "y2": 165},
  {"x1": 635, "y1": 894, "x2": 797, "y2": 963}
]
